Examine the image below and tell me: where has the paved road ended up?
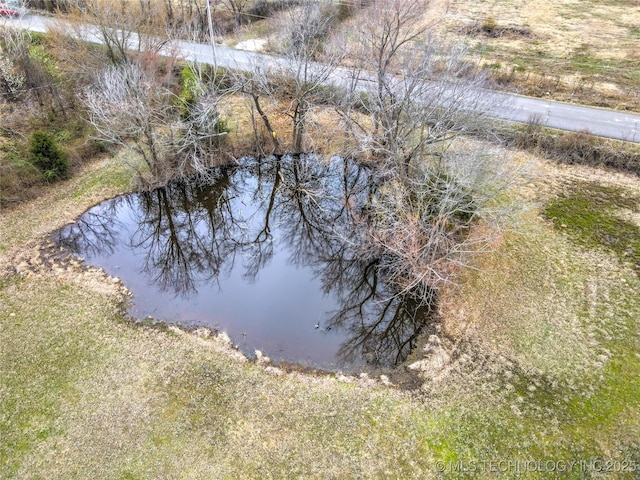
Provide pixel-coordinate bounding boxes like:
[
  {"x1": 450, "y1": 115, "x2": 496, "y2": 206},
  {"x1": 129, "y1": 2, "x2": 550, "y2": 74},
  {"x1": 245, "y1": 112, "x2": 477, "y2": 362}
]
[{"x1": 5, "y1": 13, "x2": 640, "y2": 143}]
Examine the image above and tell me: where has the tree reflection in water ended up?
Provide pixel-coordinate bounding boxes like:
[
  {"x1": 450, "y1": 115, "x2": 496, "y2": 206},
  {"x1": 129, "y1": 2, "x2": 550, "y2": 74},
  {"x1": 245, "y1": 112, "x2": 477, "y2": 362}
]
[
  {"x1": 55, "y1": 197, "x2": 125, "y2": 257},
  {"x1": 56, "y1": 156, "x2": 436, "y2": 369}
]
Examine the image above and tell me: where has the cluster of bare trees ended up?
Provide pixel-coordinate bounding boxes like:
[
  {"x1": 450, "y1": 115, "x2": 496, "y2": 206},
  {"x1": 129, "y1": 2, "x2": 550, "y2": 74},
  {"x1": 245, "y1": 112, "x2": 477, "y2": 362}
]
[
  {"x1": 277, "y1": 2, "x2": 343, "y2": 153},
  {"x1": 28, "y1": 0, "x2": 303, "y2": 38},
  {"x1": 227, "y1": 0, "x2": 508, "y2": 298},
  {"x1": 84, "y1": 60, "x2": 228, "y2": 185},
  {"x1": 328, "y1": 0, "x2": 508, "y2": 298},
  {"x1": 33, "y1": 0, "x2": 511, "y2": 302}
]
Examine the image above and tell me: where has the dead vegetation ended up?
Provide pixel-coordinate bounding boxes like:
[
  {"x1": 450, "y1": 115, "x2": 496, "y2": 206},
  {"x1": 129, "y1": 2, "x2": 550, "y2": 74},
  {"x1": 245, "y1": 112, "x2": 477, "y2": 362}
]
[
  {"x1": 459, "y1": 19, "x2": 535, "y2": 40},
  {"x1": 511, "y1": 122, "x2": 640, "y2": 176},
  {"x1": 444, "y1": 0, "x2": 640, "y2": 110}
]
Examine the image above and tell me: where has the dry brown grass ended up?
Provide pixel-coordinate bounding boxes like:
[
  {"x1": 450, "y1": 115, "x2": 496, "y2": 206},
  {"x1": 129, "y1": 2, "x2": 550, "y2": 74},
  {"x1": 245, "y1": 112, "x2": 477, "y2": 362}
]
[
  {"x1": 443, "y1": 0, "x2": 640, "y2": 109},
  {"x1": 512, "y1": 125, "x2": 640, "y2": 175},
  {"x1": 418, "y1": 151, "x2": 640, "y2": 463},
  {"x1": 219, "y1": 92, "x2": 353, "y2": 156},
  {"x1": 232, "y1": 0, "x2": 640, "y2": 110}
]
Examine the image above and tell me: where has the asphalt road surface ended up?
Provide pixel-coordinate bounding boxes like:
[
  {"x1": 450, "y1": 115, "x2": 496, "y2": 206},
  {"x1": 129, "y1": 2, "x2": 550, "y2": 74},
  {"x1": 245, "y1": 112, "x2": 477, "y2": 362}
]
[{"x1": 5, "y1": 13, "x2": 640, "y2": 143}]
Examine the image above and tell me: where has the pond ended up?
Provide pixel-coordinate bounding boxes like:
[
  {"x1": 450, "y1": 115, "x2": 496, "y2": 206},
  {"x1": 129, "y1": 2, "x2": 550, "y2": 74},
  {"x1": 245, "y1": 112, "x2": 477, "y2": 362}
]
[{"x1": 55, "y1": 155, "x2": 433, "y2": 372}]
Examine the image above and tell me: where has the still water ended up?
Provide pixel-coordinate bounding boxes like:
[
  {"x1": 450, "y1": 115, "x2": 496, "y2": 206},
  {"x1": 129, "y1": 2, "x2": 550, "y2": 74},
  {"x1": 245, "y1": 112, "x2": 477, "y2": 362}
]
[{"x1": 56, "y1": 155, "x2": 431, "y2": 371}]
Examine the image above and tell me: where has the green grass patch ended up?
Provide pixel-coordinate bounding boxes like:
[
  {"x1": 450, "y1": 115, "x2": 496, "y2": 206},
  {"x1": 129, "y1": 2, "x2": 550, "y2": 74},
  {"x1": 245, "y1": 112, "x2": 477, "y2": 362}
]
[
  {"x1": 543, "y1": 181, "x2": 640, "y2": 271},
  {"x1": 0, "y1": 278, "x2": 105, "y2": 477},
  {"x1": 569, "y1": 45, "x2": 606, "y2": 75},
  {"x1": 70, "y1": 157, "x2": 132, "y2": 200}
]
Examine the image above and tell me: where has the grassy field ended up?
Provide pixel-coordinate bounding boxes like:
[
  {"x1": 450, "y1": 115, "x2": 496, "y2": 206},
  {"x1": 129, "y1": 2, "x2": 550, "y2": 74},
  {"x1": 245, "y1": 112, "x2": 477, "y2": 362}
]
[
  {"x1": 1, "y1": 142, "x2": 639, "y2": 478},
  {"x1": 228, "y1": 0, "x2": 640, "y2": 112},
  {"x1": 439, "y1": 0, "x2": 640, "y2": 110}
]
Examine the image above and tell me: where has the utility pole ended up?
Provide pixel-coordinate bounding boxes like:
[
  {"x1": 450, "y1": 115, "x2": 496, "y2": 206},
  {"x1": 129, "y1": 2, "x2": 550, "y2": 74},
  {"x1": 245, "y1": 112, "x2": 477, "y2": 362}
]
[{"x1": 205, "y1": 0, "x2": 218, "y2": 70}]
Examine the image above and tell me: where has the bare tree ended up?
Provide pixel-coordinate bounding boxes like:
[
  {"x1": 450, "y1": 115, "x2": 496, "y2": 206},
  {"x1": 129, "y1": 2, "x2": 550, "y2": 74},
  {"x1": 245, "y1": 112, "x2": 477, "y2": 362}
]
[
  {"x1": 358, "y1": 152, "x2": 517, "y2": 297},
  {"x1": 64, "y1": 0, "x2": 169, "y2": 65},
  {"x1": 217, "y1": 0, "x2": 252, "y2": 28},
  {"x1": 84, "y1": 60, "x2": 227, "y2": 184},
  {"x1": 336, "y1": 0, "x2": 492, "y2": 174},
  {"x1": 326, "y1": 0, "x2": 517, "y2": 301},
  {"x1": 231, "y1": 62, "x2": 281, "y2": 155},
  {"x1": 84, "y1": 62, "x2": 168, "y2": 179},
  {"x1": 231, "y1": 3, "x2": 341, "y2": 155},
  {"x1": 276, "y1": 1, "x2": 343, "y2": 153}
]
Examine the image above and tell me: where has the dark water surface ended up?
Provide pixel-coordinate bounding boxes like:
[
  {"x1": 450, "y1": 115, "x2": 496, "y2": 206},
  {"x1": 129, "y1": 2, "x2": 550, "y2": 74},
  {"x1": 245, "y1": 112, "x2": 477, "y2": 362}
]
[{"x1": 56, "y1": 156, "x2": 430, "y2": 371}]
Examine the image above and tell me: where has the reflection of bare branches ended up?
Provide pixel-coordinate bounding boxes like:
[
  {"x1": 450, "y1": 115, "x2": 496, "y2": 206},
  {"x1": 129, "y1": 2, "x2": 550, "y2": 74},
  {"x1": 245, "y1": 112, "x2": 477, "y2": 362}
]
[
  {"x1": 55, "y1": 197, "x2": 124, "y2": 257},
  {"x1": 231, "y1": 154, "x2": 435, "y2": 368},
  {"x1": 237, "y1": 159, "x2": 281, "y2": 281},
  {"x1": 60, "y1": 155, "x2": 438, "y2": 367},
  {"x1": 327, "y1": 263, "x2": 434, "y2": 367},
  {"x1": 128, "y1": 172, "x2": 239, "y2": 296},
  {"x1": 267, "y1": 154, "x2": 435, "y2": 367}
]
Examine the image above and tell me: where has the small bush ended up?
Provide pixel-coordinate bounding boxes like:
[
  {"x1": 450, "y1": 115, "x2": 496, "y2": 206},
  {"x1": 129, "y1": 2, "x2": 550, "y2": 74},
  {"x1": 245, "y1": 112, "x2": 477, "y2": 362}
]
[
  {"x1": 335, "y1": 2, "x2": 355, "y2": 21},
  {"x1": 0, "y1": 150, "x2": 42, "y2": 206},
  {"x1": 248, "y1": 0, "x2": 299, "y2": 20},
  {"x1": 215, "y1": 118, "x2": 231, "y2": 136},
  {"x1": 28, "y1": 130, "x2": 70, "y2": 181},
  {"x1": 482, "y1": 16, "x2": 497, "y2": 34},
  {"x1": 178, "y1": 65, "x2": 200, "y2": 115}
]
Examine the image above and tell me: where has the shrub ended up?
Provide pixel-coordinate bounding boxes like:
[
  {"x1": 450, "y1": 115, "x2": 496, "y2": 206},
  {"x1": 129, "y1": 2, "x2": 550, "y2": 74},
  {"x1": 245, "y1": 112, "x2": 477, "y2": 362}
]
[
  {"x1": 0, "y1": 149, "x2": 42, "y2": 207},
  {"x1": 178, "y1": 64, "x2": 199, "y2": 116},
  {"x1": 513, "y1": 122, "x2": 640, "y2": 176},
  {"x1": 28, "y1": 130, "x2": 70, "y2": 181},
  {"x1": 248, "y1": 0, "x2": 298, "y2": 20},
  {"x1": 482, "y1": 16, "x2": 497, "y2": 34}
]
